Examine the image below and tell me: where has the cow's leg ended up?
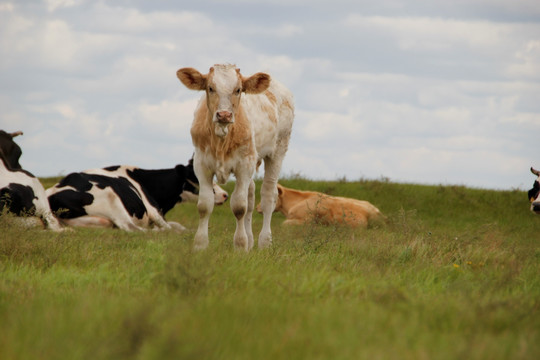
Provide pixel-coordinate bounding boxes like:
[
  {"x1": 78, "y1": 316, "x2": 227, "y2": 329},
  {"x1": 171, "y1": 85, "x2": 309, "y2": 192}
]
[
  {"x1": 230, "y1": 175, "x2": 251, "y2": 251},
  {"x1": 244, "y1": 179, "x2": 255, "y2": 250},
  {"x1": 61, "y1": 216, "x2": 114, "y2": 228},
  {"x1": 146, "y1": 207, "x2": 172, "y2": 230},
  {"x1": 193, "y1": 170, "x2": 214, "y2": 250},
  {"x1": 85, "y1": 187, "x2": 146, "y2": 231},
  {"x1": 31, "y1": 184, "x2": 63, "y2": 231},
  {"x1": 258, "y1": 156, "x2": 284, "y2": 248}
]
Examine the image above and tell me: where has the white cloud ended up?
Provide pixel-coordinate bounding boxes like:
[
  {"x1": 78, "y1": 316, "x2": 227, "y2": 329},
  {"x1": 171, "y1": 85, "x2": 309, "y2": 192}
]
[
  {"x1": 137, "y1": 98, "x2": 198, "y2": 140},
  {"x1": 345, "y1": 15, "x2": 504, "y2": 50},
  {"x1": 297, "y1": 110, "x2": 363, "y2": 141},
  {"x1": 507, "y1": 40, "x2": 540, "y2": 80},
  {"x1": 1, "y1": 1, "x2": 539, "y2": 189},
  {"x1": 45, "y1": 0, "x2": 80, "y2": 12}
]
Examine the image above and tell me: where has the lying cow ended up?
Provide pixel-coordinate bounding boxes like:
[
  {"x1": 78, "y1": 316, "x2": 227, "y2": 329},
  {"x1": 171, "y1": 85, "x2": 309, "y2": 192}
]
[
  {"x1": 529, "y1": 167, "x2": 540, "y2": 214},
  {"x1": 257, "y1": 184, "x2": 385, "y2": 228},
  {"x1": 1, "y1": 150, "x2": 63, "y2": 231},
  {"x1": 46, "y1": 160, "x2": 228, "y2": 231}
]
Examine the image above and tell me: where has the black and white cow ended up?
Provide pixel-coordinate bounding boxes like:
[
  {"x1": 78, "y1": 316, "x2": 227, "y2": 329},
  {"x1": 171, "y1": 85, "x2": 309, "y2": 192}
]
[
  {"x1": 0, "y1": 132, "x2": 63, "y2": 231},
  {"x1": 46, "y1": 160, "x2": 228, "y2": 231},
  {"x1": 529, "y1": 167, "x2": 540, "y2": 215}
]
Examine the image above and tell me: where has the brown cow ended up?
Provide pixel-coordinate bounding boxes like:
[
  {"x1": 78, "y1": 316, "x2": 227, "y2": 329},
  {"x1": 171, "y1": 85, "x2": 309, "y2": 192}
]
[{"x1": 259, "y1": 184, "x2": 385, "y2": 228}]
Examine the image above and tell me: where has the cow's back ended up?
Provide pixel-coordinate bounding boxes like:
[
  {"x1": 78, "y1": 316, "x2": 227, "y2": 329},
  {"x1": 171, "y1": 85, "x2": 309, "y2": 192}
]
[
  {"x1": 293, "y1": 194, "x2": 382, "y2": 227},
  {"x1": 242, "y1": 79, "x2": 294, "y2": 159}
]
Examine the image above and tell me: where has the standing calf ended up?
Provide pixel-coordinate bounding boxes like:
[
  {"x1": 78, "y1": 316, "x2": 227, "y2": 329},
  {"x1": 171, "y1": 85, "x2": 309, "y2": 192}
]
[{"x1": 177, "y1": 64, "x2": 294, "y2": 250}]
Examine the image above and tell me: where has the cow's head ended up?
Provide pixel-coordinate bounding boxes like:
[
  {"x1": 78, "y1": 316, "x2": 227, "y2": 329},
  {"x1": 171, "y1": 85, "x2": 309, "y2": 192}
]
[
  {"x1": 179, "y1": 158, "x2": 228, "y2": 205},
  {"x1": 0, "y1": 130, "x2": 23, "y2": 169},
  {"x1": 176, "y1": 64, "x2": 271, "y2": 137},
  {"x1": 529, "y1": 167, "x2": 540, "y2": 214}
]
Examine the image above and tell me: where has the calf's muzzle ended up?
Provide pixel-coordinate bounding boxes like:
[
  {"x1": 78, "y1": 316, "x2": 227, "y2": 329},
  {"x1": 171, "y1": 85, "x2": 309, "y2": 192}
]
[{"x1": 216, "y1": 110, "x2": 233, "y2": 124}]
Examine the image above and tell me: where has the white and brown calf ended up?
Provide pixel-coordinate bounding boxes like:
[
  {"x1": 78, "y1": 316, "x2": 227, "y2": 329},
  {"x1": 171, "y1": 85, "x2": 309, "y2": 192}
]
[
  {"x1": 258, "y1": 184, "x2": 385, "y2": 228},
  {"x1": 177, "y1": 64, "x2": 294, "y2": 251}
]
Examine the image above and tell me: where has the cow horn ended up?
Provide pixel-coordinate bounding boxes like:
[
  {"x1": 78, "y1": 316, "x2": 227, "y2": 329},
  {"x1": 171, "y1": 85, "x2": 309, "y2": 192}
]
[
  {"x1": 10, "y1": 131, "x2": 23, "y2": 138},
  {"x1": 531, "y1": 167, "x2": 540, "y2": 176}
]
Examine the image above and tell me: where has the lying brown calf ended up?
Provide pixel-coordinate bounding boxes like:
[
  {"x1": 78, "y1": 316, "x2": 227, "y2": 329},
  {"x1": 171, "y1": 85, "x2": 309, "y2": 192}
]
[{"x1": 258, "y1": 184, "x2": 385, "y2": 228}]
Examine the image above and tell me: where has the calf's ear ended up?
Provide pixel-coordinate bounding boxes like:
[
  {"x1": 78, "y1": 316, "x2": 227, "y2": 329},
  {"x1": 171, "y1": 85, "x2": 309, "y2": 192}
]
[
  {"x1": 177, "y1": 68, "x2": 207, "y2": 91},
  {"x1": 243, "y1": 72, "x2": 271, "y2": 94}
]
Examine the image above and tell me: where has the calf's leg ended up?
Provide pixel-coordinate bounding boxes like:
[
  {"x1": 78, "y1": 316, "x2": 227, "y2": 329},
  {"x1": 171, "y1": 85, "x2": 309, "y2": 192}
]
[
  {"x1": 244, "y1": 179, "x2": 255, "y2": 250},
  {"x1": 230, "y1": 175, "x2": 251, "y2": 251},
  {"x1": 258, "y1": 156, "x2": 283, "y2": 248},
  {"x1": 193, "y1": 170, "x2": 214, "y2": 250}
]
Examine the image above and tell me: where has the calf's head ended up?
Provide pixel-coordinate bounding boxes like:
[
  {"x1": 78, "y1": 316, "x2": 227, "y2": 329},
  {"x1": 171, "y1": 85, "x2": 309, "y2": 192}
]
[
  {"x1": 176, "y1": 64, "x2": 271, "y2": 137},
  {"x1": 529, "y1": 167, "x2": 540, "y2": 214}
]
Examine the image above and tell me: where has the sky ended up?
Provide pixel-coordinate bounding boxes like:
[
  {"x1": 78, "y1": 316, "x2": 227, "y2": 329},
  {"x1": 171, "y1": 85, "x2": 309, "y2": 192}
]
[{"x1": 1, "y1": 0, "x2": 539, "y2": 190}]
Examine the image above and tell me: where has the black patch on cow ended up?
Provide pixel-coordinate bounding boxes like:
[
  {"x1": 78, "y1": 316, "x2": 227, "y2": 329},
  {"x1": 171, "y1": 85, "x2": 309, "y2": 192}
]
[
  {"x1": 126, "y1": 163, "x2": 197, "y2": 215},
  {"x1": 104, "y1": 165, "x2": 121, "y2": 172},
  {"x1": 0, "y1": 130, "x2": 22, "y2": 170},
  {"x1": 49, "y1": 172, "x2": 147, "y2": 219},
  {"x1": 0, "y1": 154, "x2": 35, "y2": 178},
  {"x1": 48, "y1": 189, "x2": 94, "y2": 218},
  {"x1": 182, "y1": 159, "x2": 199, "y2": 196},
  {"x1": 0, "y1": 183, "x2": 36, "y2": 216},
  {"x1": 528, "y1": 180, "x2": 540, "y2": 203}
]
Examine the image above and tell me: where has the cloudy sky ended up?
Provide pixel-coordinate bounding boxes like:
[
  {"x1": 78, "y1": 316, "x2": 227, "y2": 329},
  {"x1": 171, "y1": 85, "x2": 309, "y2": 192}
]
[{"x1": 1, "y1": 0, "x2": 539, "y2": 190}]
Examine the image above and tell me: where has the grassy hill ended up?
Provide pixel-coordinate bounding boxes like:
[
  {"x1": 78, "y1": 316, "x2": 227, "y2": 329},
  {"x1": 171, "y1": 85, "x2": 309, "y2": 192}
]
[{"x1": 1, "y1": 177, "x2": 539, "y2": 359}]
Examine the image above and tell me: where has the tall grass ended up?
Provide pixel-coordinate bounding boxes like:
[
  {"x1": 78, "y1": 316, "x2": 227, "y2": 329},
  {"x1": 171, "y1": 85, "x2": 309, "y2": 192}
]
[{"x1": 1, "y1": 177, "x2": 539, "y2": 359}]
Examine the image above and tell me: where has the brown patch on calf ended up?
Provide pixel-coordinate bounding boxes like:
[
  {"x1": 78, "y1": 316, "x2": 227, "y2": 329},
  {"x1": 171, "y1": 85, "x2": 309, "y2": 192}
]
[
  {"x1": 190, "y1": 98, "x2": 254, "y2": 162},
  {"x1": 264, "y1": 91, "x2": 277, "y2": 105},
  {"x1": 233, "y1": 205, "x2": 246, "y2": 220}
]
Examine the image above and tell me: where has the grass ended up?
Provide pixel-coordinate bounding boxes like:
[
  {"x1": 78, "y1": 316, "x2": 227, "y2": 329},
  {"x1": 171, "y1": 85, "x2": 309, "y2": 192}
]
[{"x1": 1, "y1": 177, "x2": 539, "y2": 359}]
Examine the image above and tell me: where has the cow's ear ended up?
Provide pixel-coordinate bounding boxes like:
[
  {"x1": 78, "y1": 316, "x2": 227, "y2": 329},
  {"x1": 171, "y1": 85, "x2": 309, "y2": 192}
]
[
  {"x1": 175, "y1": 165, "x2": 187, "y2": 176},
  {"x1": 177, "y1": 68, "x2": 207, "y2": 91},
  {"x1": 243, "y1": 72, "x2": 271, "y2": 94},
  {"x1": 277, "y1": 184, "x2": 283, "y2": 196}
]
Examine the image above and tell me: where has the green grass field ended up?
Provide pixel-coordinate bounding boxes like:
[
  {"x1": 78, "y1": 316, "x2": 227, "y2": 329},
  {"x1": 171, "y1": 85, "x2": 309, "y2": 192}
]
[{"x1": 1, "y1": 177, "x2": 539, "y2": 359}]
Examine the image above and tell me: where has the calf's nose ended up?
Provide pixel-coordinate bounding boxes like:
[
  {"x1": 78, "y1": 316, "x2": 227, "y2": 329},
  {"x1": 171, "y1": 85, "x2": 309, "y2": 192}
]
[{"x1": 216, "y1": 111, "x2": 233, "y2": 123}]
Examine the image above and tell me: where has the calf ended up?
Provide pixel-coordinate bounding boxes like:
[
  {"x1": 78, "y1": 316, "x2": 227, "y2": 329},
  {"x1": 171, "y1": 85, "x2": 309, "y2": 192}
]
[
  {"x1": 529, "y1": 167, "x2": 540, "y2": 214},
  {"x1": 0, "y1": 152, "x2": 63, "y2": 231},
  {"x1": 258, "y1": 184, "x2": 385, "y2": 228},
  {"x1": 46, "y1": 160, "x2": 228, "y2": 231},
  {"x1": 0, "y1": 130, "x2": 24, "y2": 169},
  {"x1": 177, "y1": 64, "x2": 294, "y2": 250}
]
